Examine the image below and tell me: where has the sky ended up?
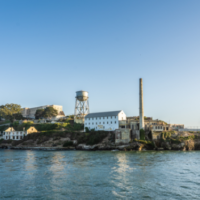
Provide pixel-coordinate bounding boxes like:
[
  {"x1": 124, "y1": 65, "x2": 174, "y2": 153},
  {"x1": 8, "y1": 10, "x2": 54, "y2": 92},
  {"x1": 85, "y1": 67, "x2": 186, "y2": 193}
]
[{"x1": 0, "y1": 0, "x2": 200, "y2": 127}]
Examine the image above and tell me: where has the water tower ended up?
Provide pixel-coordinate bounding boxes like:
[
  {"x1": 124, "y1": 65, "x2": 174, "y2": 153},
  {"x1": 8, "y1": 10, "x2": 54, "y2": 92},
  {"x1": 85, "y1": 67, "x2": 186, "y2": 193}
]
[{"x1": 74, "y1": 90, "x2": 90, "y2": 123}]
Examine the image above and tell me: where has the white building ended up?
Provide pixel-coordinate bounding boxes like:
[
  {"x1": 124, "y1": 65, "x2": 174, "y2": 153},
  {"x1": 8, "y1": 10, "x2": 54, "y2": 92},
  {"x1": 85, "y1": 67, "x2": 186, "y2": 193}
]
[
  {"x1": 84, "y1": 110, "x2": 126, "y2": 131},
  {"x1": 3, "y1": 127, "x2": 38, "y2": 140}
]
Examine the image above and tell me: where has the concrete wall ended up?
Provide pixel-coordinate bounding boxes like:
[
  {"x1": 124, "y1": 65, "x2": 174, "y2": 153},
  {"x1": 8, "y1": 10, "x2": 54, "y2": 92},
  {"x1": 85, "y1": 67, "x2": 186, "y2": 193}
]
[
  {"x1": 115, "y1": 129, "x2": 131, "y2": 144},
  {"x1": 132, "y1": 130, "x2": 140, "y2": 139}
]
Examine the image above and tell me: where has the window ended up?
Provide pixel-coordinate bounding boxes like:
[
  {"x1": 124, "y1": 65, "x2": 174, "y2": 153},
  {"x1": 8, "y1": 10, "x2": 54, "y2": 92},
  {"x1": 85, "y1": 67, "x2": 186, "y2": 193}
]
[
  {"x1": 107, "y1": 122, "x2": 109, "y2": 124},
  {"x1": 111, "y1": 116, "x2": 112, "y2": 119},
  {"x1": 103, "y1": 117, "x2": 104, "y2": 119},
  {"x1": 115, "y1": 116, "x2": 116, "y2": 119},
  {"x1": 16, "y1": 136, "x2": 18, "y2": 139},
  {"x1": 115, "y1": 121, "x2": 116, "y2": 124},
  {"x1": 85, "y1": 123, "x2": 87, "y2": 125},
  {"x1": 89, "y1": 123, "x2": 90, "y2": 125},
  {"x1": 96, "y1": 122, "x2": 97, "y2": 125},
  {"x1": 107, "y1": 117, "x2": 108, "y2": 119},
  {"x1": 92, "y1": 123, "x2": 94, "y2": 125},
  {"x1": 96, "y1": 117, "x2": 97, "y2": 120},
  {"x1": 99, "y1": 122, "x2": 101, "y2": 124},
  {"x1": 103, "y1": 122, "x2": 105, "y2": 124},
  {"x1": 111, "y1": 121, "x2": 112, "y2": 124}
]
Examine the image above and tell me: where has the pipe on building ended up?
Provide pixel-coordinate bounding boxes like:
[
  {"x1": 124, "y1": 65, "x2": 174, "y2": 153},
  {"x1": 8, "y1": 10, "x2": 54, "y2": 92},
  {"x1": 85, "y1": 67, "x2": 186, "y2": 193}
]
[{"x1": 139, "y1": 78, "x2": 144, "y2": 130}]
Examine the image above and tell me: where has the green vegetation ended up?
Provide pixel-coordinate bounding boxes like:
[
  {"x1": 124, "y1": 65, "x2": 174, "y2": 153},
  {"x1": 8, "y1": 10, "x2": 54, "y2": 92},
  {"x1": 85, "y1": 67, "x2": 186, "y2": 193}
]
[
  {"x1": 161, "y1": 132, "x2": 174, "y2": 139},
  {"x1": 160, "y1": 131, "x2": 199, "y2": 144},
  {"x1": 0, "y1": 120, "x2": 10, "y2": 125},
  {"x1": 35, "y1": 107, "x2": 58, "y2": 119},
  {"x1": 35, "y1": 109, "x2": 44, "y2": 119},
  {"x1": 134, "y1": 139, "x2": 155, "y2": 147},
  {"x1": 171, "y1": 135, "x2": 199, "y2": 143},
  {"x1": 78, "y1": 131, "x2": 108, "y2": 145},
  {"x1": 140, "y1": 129, "x2": 145, "y2": 140},
  {"x1": 0, "y1": 129, "x2": 109, "y2": 146},
  {"x1": 0, "y1": 104, "x2": 23, "y2": 122}
]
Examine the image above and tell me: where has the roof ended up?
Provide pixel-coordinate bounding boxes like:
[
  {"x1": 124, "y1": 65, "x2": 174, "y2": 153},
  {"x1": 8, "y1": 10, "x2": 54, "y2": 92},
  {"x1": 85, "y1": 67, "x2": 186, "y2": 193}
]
[
  {"x1": 4, "y1": 127, "x2": 15, "y2": 132},
  {"x1": 85, "y1": 110, "x2": 122, "y2": 118}
]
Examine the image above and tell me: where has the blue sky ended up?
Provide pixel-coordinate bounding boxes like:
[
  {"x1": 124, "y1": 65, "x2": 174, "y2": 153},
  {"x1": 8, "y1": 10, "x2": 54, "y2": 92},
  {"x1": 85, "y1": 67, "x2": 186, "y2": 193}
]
[{"x1": 0, "y1": 0, "x2": 200, "y2": 127}]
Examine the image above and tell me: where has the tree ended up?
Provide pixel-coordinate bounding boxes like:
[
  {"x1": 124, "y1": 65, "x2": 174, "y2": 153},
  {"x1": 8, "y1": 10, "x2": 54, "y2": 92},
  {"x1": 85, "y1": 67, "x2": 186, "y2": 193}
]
[
  {"x1": 43, "y1": 107, "x2": 58, "y2": 120},
  {"x1": 13, "y1": 113, "x2": 24, "y2": 120},
  {"x1": 35, "y1": 109, "x2": 45, "y2": 119},
  {"x1": 0, "y1": 104, "x2": 22, "y2": 122}
]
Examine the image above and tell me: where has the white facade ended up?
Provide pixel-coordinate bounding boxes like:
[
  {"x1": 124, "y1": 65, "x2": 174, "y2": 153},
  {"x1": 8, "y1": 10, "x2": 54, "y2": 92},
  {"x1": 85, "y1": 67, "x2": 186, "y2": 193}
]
[
  {"x1": 3, "y1": 130, "x2": 26, "y2": 140},
  {"x1": 84, "y1": 110, "x2": 126, "y2": 131}
]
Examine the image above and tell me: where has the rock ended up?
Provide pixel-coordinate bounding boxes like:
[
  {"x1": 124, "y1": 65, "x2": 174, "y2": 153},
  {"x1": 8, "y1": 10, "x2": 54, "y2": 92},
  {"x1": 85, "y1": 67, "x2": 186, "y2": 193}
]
[
  {"x1": 171, "y1": 143, "x2": 185, "y2": 150},
  {"x1": 117, "y1": 145, "x2": 130, "y2": 150}
]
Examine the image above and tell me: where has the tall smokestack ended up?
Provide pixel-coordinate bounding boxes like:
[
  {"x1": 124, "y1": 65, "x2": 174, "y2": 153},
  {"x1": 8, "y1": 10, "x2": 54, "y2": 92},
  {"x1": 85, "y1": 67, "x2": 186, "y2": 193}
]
[{"x1": 139, "y1": 78, "x2": 144, "y2": 130}]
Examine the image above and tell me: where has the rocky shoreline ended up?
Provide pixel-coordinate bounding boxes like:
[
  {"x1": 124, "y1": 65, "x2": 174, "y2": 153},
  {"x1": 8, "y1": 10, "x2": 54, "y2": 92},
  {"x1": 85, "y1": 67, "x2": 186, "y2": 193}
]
[{"x1": 1, "y1": 139, "x2": 200, "y2": 151}]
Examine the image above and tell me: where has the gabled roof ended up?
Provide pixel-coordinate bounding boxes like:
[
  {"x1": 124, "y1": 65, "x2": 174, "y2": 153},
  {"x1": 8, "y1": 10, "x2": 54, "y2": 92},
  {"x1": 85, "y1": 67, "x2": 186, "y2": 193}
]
[
  {"x1": 26, "y1": 126, "x2": 37, "y2": 132},
  {"x1": 4, "y1": 127, "x2": 15, "y2": 132},
  {"x1": 85, "y1": 110, "x2": 122, "y2": 118}
]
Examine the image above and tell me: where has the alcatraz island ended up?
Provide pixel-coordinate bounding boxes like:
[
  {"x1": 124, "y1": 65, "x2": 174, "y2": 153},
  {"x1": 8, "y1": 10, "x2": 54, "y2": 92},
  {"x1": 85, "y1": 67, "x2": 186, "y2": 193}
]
[{"x1": 0, "y1": 79, "x2": 200, "y2": 151}]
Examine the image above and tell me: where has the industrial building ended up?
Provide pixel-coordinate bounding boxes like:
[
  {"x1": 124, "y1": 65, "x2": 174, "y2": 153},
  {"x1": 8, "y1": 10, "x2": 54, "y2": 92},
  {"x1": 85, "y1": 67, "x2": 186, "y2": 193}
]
[
  {"x1": 22, "y1": 105, "x2": 65, "y2": 120},
  {"x1": 84, "y1": 110, "x2": 126, "y2": 131}
]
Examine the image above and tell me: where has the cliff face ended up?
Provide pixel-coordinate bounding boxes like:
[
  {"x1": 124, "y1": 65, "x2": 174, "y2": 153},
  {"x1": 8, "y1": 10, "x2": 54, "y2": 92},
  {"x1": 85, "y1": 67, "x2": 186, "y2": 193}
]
[
  {"x1": 154, "y1": 138, "x2": 200, "y2": 151},
  {"x1": 1, "y1": 130, "x2": 200, "y2": 151}
]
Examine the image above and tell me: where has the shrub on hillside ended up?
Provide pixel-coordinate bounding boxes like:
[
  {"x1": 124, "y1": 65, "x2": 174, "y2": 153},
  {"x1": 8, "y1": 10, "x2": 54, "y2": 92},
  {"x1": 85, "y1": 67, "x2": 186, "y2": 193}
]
[
  {"x1": 78, "y1": 131, "x2": 108, "y2": 145},
  {"x1": 140, "y1": 129, "x2": 145, "y2": 140}
]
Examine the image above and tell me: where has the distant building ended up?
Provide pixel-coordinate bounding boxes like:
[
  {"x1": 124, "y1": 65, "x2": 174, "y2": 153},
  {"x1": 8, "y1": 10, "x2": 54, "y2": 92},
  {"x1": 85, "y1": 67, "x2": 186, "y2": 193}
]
[
  {"x1": 119, "y1": 117, "x2": 174, "y2": 139},
  {"x1": 3, "y1": 126, "x2": 38, "y2": 140},
  {"x1": 170, "y1": 124, "x2": 184, "y2": 130},
  {"x1": 84, "y1": 110, "x2": 126, "y2": 131},
  {"x1": 22, "y1": 105, "x2": 65, "y2": 120}
]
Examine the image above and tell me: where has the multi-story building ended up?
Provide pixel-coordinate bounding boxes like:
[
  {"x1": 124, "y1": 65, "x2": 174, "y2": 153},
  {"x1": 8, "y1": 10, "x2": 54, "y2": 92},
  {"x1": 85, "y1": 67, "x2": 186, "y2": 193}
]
[
  {"x1": 119, "y1": 117, "x2": 171, "y2": 131},
  {"x1": 22, "y1": 105, "x2": 64, "y2": 120},
  {"x1": 2, "y1": 126, "x2": 38, "y2": 140},
  {"x1": 84, "y1": 110, "x2": 126, "y2": 131}
]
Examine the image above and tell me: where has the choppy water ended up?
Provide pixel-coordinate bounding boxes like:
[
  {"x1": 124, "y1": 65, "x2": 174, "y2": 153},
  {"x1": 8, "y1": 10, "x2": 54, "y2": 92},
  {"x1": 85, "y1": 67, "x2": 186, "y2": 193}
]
[{"x1": 0, "y1": 150, "x2": 200, "y2": 200}]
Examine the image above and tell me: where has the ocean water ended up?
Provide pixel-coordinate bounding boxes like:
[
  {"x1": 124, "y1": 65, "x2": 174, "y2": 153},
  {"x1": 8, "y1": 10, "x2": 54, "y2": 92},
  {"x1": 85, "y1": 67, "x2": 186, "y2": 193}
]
[{"x1": 0, "y1": 150, "x2": 200, "y2": 200}]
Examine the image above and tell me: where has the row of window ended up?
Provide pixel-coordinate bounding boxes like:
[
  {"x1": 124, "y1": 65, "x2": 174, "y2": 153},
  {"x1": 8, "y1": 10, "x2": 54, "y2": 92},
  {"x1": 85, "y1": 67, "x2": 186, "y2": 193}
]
[
  {"x1": 85, "y1": 121, "x2": 117, "y2": 125},
  {"x1": 154, "y1": 126, "x2": 163, "y2": 129},
  {"x1": 88, "y1": 127, "x2": 115, "y2": 130},
  {"x1": 86, "y1": 116, "x2": 117, "y2": 120},
  {"x1": 4, "y1": 132, "x2": 24, "y2": 135},
  {"x1": 6, "y1": 136, "x2": 23, "y2": 139}
]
